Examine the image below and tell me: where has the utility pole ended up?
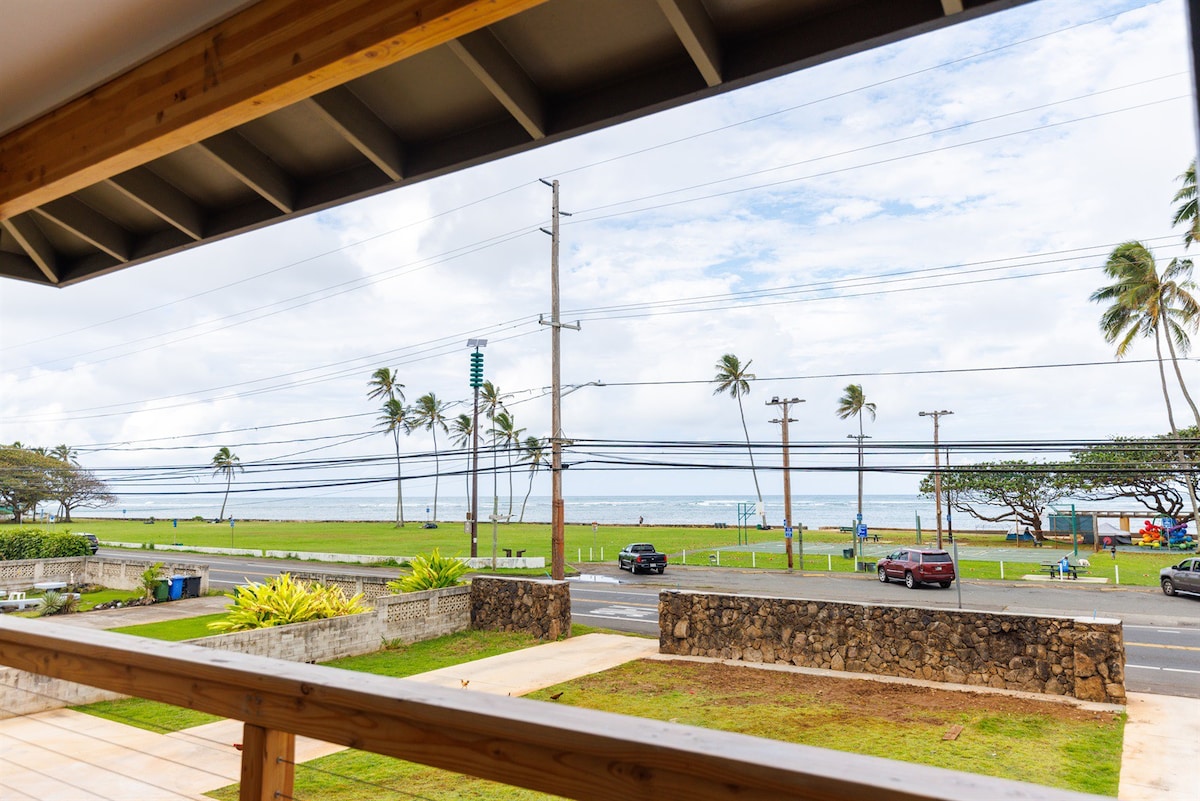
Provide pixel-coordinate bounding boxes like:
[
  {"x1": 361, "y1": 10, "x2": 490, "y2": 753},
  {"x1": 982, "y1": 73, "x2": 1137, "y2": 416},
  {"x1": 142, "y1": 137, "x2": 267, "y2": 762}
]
[
  {"x1": 467, "y1": 340, "x2": 486, "y2": 559},
  {"x1": 539, "y1": 178, "x2": 579, "y2": 581},
  {"x1": 767, "y1": 396, "x2": 803, "y2": 570},
  {"x1": 918, "y1": 410, "x2": 953, "y2": 549},
  {"x1": 847, "y1": 432, "x2": 871, "y2": 563}
]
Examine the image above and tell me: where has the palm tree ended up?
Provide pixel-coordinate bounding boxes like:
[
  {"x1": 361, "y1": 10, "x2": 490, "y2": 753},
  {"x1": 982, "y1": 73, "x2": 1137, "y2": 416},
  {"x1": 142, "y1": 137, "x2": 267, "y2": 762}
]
[
  {"x1": 835, "y1": 384, "x2": 877, "y2": 526},
  {"x1": 368, "y1": 368, "x2": 407, "y2": 526},
  {"x1": 377, "y1": 398, "x2": 411, "y2": 526},
  {"x1": 412, "y1": 392, "x2": 449, "y2": 521},
  {"x1": 450, "y1": 413, "x2": 474, "y2": 512},
  {"x1": 1092, "y1": 241, "x2": 1200, "y2": 525},
  {"x1": 518, "y1": 436, "x2": 545, "y2": 523},
  {"x1": 1091, "y1": 242, "x2": 1200, "y2": 429},
  {"x1": 493, "y1": 411, "x2": 525, "y2": 517},
  {"x1": 1174, "y1": 159, "x2": 1198, "y2": 250},
  {"x1": 50, "y1": 444, "x2": 79, "y2": 465},
  {"x1": 480, "y1": 382, "x2": 505, "y2": 521},
  {"x1": 211, "y1": 447, "x2": 242, "y2": 520},
  {"x1": 713, "y1": 353, "x2": 765, "y2": 527}
]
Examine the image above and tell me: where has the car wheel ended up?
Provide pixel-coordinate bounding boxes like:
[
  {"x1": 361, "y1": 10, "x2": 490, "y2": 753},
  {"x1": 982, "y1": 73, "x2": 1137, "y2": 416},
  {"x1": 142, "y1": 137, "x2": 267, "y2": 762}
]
[
  {"x1": 877, "y1": 567, "x2": 888, "y2": 583},
  {"x1": 657, "y1": 566, "x2": 665, "y2": 574},
  {"x1": 631, "y1": 564, "x2": 640, "y2": 574},
  {"x1": 938, "y1": 581, "x2": 952, "y2": 589},
  {"x1": 1162, "y1": 578, "x2": 1176, "y2": 596},
  {"x1": 904, "y1": 571, "x2": 917, "y2": 589}
]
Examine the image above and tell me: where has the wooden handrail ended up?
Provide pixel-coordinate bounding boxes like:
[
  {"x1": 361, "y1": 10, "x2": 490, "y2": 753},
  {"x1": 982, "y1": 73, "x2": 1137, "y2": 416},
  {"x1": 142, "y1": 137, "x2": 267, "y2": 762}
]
[{"x1": 0, "y1": 617, "x2": 1103, "y2": 801}]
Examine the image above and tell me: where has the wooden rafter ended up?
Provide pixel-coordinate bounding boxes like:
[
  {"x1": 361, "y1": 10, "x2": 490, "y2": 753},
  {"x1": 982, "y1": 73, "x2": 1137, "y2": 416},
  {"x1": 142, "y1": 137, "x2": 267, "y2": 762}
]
[{"x1": 0, "y1": 0, "x2": 550, "y2": 222}]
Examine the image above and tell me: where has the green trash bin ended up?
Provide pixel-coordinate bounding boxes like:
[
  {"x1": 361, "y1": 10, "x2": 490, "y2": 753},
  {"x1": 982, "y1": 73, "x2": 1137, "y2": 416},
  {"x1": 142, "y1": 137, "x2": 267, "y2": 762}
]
[
  {"x1": 842, "y1": 548, "x2": 854, "y2": 559},
  {"x1": 153, "y1": 579, "x2": 170, "y2": 602}
]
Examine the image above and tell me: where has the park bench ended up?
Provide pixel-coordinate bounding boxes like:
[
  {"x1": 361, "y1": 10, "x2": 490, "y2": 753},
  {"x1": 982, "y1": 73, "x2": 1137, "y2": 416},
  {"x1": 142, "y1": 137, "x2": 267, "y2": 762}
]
[
  {"x1": 1040, "y1": 561, "x2": 1089, "y2": 580},
  {"x1": 0, "y1": 591, "x2": 44, "y2": 611}
]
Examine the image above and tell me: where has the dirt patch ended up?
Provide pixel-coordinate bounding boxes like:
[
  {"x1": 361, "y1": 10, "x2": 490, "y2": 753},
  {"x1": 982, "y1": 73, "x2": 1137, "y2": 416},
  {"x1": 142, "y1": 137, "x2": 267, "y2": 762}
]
[{"x1": 654, "y1": 660, "x2": 1113, "y2": 723}]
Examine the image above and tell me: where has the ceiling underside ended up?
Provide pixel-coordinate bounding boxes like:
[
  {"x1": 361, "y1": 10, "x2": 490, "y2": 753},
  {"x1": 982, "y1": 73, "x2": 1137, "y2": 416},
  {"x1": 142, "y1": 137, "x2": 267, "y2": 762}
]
[{"x1": 0, "y1": 0, "x2": 1119, "y2": 288}]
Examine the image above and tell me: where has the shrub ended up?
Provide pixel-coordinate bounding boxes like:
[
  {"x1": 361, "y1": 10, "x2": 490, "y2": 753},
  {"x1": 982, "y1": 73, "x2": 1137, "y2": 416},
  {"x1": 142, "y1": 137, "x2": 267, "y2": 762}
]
[
  {"x1": 208, "y1": 573, "x2": 367, "y2": 632},
  {"x1": 140, "y1": 562, "x2": 165, "y2": 600},
  {"x1": 0, "y1": 528, "x2": 92, "y2": 560},
  {"x1": 387, "y1": 549, "x2": 469, "y2": 593},
  {"x1": 38, "y1": 590, "x2": 80, "y2": 616}
]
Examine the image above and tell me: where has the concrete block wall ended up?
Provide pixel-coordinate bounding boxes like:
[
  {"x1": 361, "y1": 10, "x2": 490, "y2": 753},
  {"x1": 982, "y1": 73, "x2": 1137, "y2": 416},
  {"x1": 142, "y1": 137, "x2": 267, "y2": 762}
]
[
  {"x1": 0, "y1": 556, "x2": 208, "y2": 595},
  {"x1": 659, "y1": 590, "x2": 1125, "y2": 704}
]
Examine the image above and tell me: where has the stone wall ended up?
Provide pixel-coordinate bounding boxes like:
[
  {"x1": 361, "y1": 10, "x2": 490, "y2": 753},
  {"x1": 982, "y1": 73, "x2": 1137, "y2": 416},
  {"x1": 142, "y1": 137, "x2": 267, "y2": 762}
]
[
  {"x1": 470, "y1": 576, "x2": 570, "y2": 641},
  {"x1": 659, "y1": 590, "x2": 1125, "y2": 704},
  {"x1": 0, "y1": 556, "x2": 208, "y2": 595}
]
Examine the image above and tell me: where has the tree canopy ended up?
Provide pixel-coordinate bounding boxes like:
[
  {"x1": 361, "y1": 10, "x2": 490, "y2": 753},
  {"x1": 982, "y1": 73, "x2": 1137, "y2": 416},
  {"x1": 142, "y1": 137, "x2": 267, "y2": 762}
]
[
  {"x1": 919, "y1": 460, "x2": 1073, "y2": 532},
  {"x1": 1068, "y1": 428, "x2": 1199, "y2": 523}
]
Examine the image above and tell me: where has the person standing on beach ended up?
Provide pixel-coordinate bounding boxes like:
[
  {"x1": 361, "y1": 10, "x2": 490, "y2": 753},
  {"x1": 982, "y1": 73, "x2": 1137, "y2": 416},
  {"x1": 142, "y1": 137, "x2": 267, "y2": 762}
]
[{"x1": 638, "y1": 515, "x2": 644, "y2": 526}]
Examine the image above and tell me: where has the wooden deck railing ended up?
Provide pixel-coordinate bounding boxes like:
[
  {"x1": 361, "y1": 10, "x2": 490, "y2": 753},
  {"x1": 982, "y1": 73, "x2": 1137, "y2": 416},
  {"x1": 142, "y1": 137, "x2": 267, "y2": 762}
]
[{"x1": 0, "y1": 617, "x2": 1106, "y2": 801}]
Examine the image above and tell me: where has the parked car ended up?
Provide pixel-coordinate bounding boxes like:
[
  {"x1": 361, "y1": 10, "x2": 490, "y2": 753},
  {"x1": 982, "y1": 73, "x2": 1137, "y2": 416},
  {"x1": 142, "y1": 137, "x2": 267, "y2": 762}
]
[
  {"x1": 618, "y1": 543, "x2": 667, "y2": 574},
  {"x1": 877, "y1": 547, "x2": 955, "y2": 589},
  {"x1": 76, "y1": 532, "x2": 99, "y2": 554},
  {"x1": 1160, "y1": 556, "x2": 1200, "y2": 597}
]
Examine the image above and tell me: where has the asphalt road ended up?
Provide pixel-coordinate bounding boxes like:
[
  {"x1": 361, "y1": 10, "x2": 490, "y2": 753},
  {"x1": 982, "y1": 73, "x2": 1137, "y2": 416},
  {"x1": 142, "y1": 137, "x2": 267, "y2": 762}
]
[{"x1": 103, "y1": 549, "x2": 1200, "y2": 698}]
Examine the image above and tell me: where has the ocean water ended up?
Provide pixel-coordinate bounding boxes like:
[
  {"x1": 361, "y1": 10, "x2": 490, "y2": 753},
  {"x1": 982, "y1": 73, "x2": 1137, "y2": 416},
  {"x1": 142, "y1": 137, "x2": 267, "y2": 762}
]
[{"x1": 80, "y1": 493, "x2": 1004, "y2": 530}]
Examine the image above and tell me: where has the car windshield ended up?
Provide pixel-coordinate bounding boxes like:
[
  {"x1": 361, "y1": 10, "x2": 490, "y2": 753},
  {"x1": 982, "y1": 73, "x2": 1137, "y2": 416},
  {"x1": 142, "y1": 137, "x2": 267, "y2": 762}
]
[{"x1": 922, "y1": 553, "x2": 952, "y2": 563}]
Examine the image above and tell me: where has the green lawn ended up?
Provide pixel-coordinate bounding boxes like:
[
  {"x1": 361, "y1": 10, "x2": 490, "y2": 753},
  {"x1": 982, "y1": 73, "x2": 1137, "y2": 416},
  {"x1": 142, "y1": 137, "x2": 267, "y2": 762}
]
[
  {"x1": 108, "y1": 613, "x2": 227, "y2": 641},
  {"x1": 59, "y1": 517, "x2": 1189, "y2": 587},
  {"x1": 208, "y1": 659, "x2": 1124, "y2": 800}
]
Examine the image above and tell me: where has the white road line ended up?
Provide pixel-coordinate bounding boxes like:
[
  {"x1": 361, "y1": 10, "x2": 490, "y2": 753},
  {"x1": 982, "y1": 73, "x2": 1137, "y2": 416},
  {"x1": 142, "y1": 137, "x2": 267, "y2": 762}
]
[
  {"x1": 1162, "y1": 667, "x2": 1200, "y2": 675},
  {"x1": 1126, "y1": 664, "x2": 1160, "y2": 670}
]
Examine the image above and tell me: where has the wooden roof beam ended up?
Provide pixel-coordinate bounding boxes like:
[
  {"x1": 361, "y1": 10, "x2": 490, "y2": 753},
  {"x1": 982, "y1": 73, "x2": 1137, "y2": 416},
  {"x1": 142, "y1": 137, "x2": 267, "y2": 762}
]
[
  {"x1": 656, "y1": 0, "x2": 723, "y2": 88},
  {"x1": 306, "y1": 87, "x2": 405, "y2": 181},
  {"x1": 0, "y1": 0, "x2": 551, "y2": 222},
  {"x1": 196, "y1": 132, "x2": 295, "y2": 213},
  {"x1": 35, "y1": 198, "x2": 131, "y2": 262},
  {"x1": 107, "y1": 168, "x2": 206, "y2": 240},
  {"x1": 448, "y1": 30, "x2": 547, "y2": 140},
  {"x1": 1, "y1": 215, "x2": 58, "y2": 283}
]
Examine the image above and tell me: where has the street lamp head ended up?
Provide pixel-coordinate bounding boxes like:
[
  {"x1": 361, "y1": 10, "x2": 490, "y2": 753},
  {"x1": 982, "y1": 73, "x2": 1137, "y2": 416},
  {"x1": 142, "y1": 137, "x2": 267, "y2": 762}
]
[{"x1": 770, "y1": 396, "x2": 779, "y2": 404}]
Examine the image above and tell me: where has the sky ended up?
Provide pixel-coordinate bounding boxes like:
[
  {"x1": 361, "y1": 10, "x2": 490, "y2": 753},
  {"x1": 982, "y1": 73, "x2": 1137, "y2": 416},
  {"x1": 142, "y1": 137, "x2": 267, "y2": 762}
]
[{"x1": 1, "y1": 0, "x2": 1198, "y2": 511}]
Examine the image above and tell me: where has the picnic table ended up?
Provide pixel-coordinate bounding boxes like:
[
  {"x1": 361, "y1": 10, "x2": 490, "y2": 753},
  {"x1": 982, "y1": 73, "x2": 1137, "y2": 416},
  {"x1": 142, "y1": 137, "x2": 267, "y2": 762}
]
[
  {"x1": 1040, "y1": 561, "x2": 1088, "y2": 580},
  {"x1": 0, "y1": 591, "x2": 44, "y2": 611},
  {"x1": 34, "y1": 581, "x2": 67, "y2": 591}
]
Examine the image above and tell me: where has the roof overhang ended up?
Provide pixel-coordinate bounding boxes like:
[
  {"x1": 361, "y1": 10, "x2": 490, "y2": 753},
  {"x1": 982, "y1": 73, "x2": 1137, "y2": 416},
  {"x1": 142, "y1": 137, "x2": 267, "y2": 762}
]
[{"x1": 5, "y1": 0, "x2": 1188, "y2": 288}]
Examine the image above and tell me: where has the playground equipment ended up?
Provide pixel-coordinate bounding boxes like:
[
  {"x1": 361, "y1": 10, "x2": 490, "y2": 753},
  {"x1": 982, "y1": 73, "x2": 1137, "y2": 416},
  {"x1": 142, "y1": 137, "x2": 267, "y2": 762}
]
[{"x1": 1136, "y1": 517, "x2": 1196, "y2": 550}]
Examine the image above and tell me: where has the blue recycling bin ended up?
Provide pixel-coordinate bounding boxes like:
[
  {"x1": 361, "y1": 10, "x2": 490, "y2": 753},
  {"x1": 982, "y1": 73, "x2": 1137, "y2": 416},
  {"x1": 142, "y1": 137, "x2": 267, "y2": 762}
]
[{"x1": 168, "y1": 575, "x2": 185, "y2": 601}]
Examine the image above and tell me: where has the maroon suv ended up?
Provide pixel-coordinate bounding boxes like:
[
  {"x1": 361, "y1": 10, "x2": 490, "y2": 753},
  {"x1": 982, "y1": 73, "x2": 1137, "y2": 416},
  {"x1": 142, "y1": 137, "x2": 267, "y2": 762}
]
[{"x1": 877, "y1": 547, "x2": 955, "y2": 589}]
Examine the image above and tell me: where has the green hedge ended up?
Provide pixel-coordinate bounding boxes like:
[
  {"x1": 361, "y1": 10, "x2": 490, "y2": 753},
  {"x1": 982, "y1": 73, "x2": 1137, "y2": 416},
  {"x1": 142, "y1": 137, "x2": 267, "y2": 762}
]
[{"x1": 0, "y1": 528, "x2": 92, "y2": 560}]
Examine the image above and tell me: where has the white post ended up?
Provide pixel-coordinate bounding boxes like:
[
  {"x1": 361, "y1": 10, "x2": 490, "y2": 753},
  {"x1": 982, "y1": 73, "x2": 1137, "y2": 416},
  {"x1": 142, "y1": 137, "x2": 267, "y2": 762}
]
[
  {"x1": 578, "y1": 548, "x2": 582, "y2": 562},
  {"x1": 752, "y1": 552, "x2": 756, "y2": 568},
  {"x1": 682, "y1": 549, "x2": 686, "y2": 564},
  {"x1": 827, "y1": 554, "x2": 832, "y2": 571},
  {"x1": 1115, "y1": 565, "x2": 1119, "y2": 585},
  {"x1": 1000, "y1": 561, "x2": 1004, "y2": 580}
]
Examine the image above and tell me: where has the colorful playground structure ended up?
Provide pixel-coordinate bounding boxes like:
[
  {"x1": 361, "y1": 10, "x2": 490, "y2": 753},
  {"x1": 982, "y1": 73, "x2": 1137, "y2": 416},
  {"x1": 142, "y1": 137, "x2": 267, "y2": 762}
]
[{"x1": 1136, "y1": 517, "x2": 1196, "y2": 550}]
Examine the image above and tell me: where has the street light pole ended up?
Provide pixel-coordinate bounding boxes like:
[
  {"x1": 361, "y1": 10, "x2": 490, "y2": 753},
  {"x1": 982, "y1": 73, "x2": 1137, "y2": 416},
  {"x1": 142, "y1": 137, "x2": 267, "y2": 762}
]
[
  {"x1": 467, "y1": 340, "x2": 487, "y2": 559},
  {"x1": 918, "y1": 410, "x2": 953, "y2": 549},
  {"x1": 767, "y1": 396, "x2": 804, "y2": 570}
]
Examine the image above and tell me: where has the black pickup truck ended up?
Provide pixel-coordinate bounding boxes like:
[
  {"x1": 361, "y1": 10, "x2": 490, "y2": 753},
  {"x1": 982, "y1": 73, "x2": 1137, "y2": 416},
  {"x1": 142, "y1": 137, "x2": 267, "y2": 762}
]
[{"x1": 618, "y1": 543, "x2": 667, "y2": 574}]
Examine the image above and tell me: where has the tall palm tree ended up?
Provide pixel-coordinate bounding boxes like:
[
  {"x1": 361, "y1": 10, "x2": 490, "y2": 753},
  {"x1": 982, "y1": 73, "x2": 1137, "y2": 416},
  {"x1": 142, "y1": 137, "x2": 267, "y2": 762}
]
[
  {"x1": 1092, "y1": 241, "x2": 1200, "y2": 524},
  {"x1": 480, "y1": 382, "x2": 505, "y2": 521},
  {"x1": 713, "y1": 353, "x2": 765, "y2": 527},
  {"x1": 412, "y1": 392, "x2": 449, "y2": 521},
  {"x1": 450, "y1": 413, "x2": 474, "y2": 512},
  {"x1": 368, "y1": 368, "x2": 406, "y2": 526},
  {"x1": 377, "y1": 398, "x2": 411, "y2": 526},
  {"x1": 1091, "y1": 242, "x2": 1200, "y2": 428},
  {"x1": 518, "y1": 436, "x2": 545, "y2": 523},
  {"x1": 1174, "y1": 159, "x2": 1198, "y2": 250},
  {"x1": 493, "y1": 411, "x2": 525, "y2": 517},
  {"x1": 50, "y1": 444, "x2": 79, "y2": 465},
  {"x1": 835, "y1": 384, "x2": 877, "y2": 526},
  {"x1": 211, "y1": 447, "x2": 242, "y2": 520}
]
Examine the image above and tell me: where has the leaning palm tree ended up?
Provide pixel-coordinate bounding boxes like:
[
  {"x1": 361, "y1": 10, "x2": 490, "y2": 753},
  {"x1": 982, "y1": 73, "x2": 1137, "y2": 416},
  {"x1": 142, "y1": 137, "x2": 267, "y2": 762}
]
[
  {"x1": 518, "y1": 436, "x2": 545, "y2": 523},
  {"x1": 50, "y1": 444, "x2": 79, "y2": 465},
  {"x1": 836, "y1": 384, "x2": 877, "y2": 526},
  {"x1": 377, "y1": 398, "x2": 411, "y2": 527},
  {"x1": 1091, "y1": 241, "x2": 1200, "y2": 525},
  {"x1": 211, "y1": 447, "x2": 242, "y2": 520},
  {"x1": 1173, "y1": 159, "x2": 1199, "y2": 250},
  {"x1": 493, "y1": 412, "x2": 525, "y2": 517},
  {"x1": 713, "y1": 353, "x2": 765, "y2": 528},
  {"x1": 412, "y1": 392, "x2": 449, "y2": 521},
  {"x1": 368, "y1": 368, "x2": 407, "y2": 526},
  {"x1": 449, "y1": 413, "x2": 474, "y2": 512}
]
